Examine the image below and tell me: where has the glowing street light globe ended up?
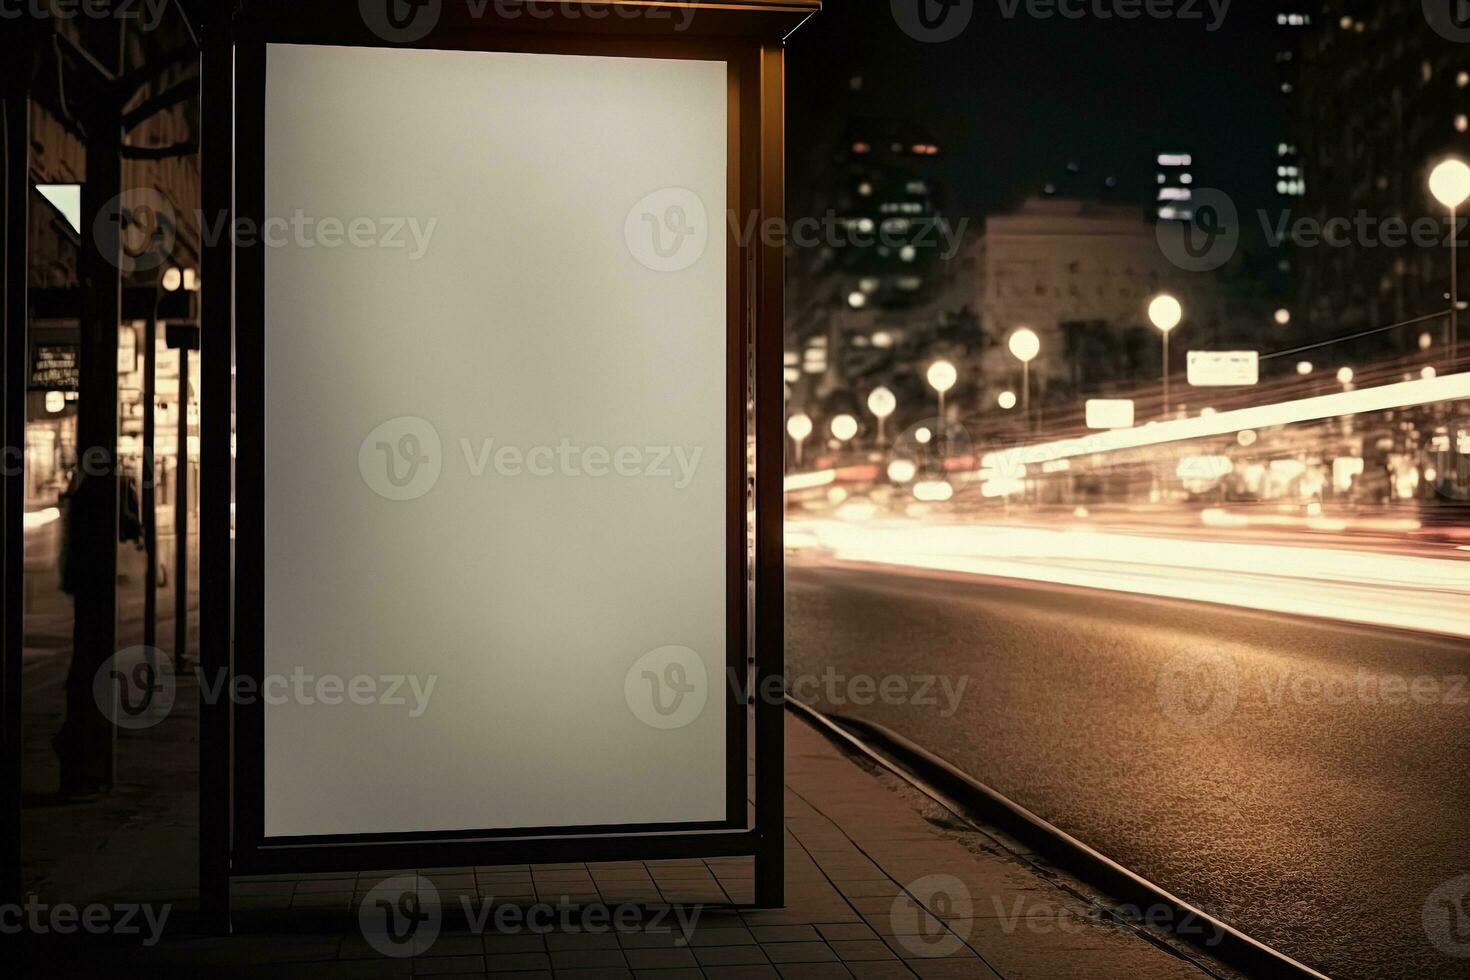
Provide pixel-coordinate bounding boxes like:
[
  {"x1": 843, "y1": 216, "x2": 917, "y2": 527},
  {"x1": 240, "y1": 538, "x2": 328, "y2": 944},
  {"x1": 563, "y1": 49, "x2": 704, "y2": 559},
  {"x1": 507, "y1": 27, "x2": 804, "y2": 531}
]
[
  {"x1": 998, "y1": 391, "x2": 1018, "y2": 411},
  {"x1": 830, "y1": 414, "x2": 859, "y2": 442},
  {"x1": 1008, "y1": 328, "x2": 1040, "y2": 363},
  {"x1": 1148, "y1": 294, "x2": 1184, "y2": 333},
  {"x1": 887, "y1": 459, "x2": 917, "y2": 483},
  {"x1": 914, "y1": 427, "x2": 933, "y2": 445},
  {"x1": 1337, "y1": 367, "x2": 1355, "y2": 385},
  {"x1": 787, "y1": 413, "x2": 813, "y2": 442},
  {"x1": 1296, "y1": 361, "x2": 1314, "y2": 375},
  {"x1": 867, "y1": 386, "x2": 897, "y2": 420},
  {"x1": 927, "y1": 360, "x2": 958, "y2": 394},
  {"x1": 1274, "y1": 308, "x2": 1291, "y2": 326},
  {"x1": 1430, "y1": 158, "x2": 1470, "y2": 209}
]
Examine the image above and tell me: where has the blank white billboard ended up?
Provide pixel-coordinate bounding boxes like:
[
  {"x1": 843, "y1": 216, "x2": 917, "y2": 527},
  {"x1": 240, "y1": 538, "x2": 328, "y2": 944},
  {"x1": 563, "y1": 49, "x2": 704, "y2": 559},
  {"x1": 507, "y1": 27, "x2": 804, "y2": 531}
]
[
  {"x1": 1086, "y1": 399, "x2": 1136, "y2": 430},
  {"x1": 1187, "y1": 351, "x2": 1260, "y2": 387},
  {"x1": 262, "y1": 43, "x2": 728, "y2": 837}
]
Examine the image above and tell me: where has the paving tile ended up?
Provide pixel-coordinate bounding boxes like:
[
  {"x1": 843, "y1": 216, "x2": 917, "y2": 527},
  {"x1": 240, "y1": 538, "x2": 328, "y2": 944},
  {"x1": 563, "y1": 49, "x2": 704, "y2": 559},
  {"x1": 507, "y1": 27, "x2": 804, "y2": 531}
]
[
  {"x1": 412, "y1": 953, "x2": 485, "y2": 975},
  {"x1": 762, "y1": 941, "x2": 840, "y2": 964},
  {"x1": 845, "y1": 963, "x2": 920, "y2": 980},
  {"x1": 776, "y1": 964, "x2": 855, "y2": 980},
  {"x1": 816, "y1": 923, "x2": 881, "y2": 942},
  {"x1": 623, "y1": 947, "x2": 701, "y2": 970},
  {"x1": 750, "y1": 925, "x2": 821, "y2": 943},
  {"x1": 695, "y1": 944, "x2": 772, "y2": 966},
  {"x1": 831, "y1": 940, "x2": 900, "y2": 961},
  {"x1": 481, "y1": 934, "x2": 545, "y2": 955},
  {"x1": 485, "y1": 952, "x2": 552, "y2": 972},
  {"x1": 703, "y1": 967, "x2": 782, "y2": 980},
  {"x1": 548, "y1": 948, "x2": 628, "y2": 970}
]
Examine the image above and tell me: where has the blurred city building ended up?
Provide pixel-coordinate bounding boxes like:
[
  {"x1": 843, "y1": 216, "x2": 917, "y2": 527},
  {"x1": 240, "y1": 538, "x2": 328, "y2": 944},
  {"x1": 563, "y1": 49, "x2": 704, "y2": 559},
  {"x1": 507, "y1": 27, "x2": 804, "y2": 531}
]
[
  {"x1": 786, "y1": 76, "x2": 967, "y2": 434},
  {"x1": 970, "y1": 197, "x2": 1226, "y2": 407},
  {"x1": 1294, "y1": 1, "x2": 1466, "y2": 352}
]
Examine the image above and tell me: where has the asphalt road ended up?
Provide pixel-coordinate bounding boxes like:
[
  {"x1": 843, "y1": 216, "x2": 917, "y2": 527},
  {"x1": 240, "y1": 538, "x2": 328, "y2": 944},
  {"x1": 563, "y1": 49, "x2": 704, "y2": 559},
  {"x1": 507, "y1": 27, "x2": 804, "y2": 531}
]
[{"x1": 787, "y1": 558, "x2": 1470, "y2": 980}]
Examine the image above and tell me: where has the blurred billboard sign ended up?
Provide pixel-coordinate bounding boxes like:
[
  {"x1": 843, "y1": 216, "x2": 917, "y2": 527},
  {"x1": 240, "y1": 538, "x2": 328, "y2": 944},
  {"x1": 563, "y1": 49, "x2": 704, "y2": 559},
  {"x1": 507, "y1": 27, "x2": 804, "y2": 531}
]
[
  {"x1": 1086, "y1": 399, "x2": 1136, "y2": 430},
  {"x1": 1188, "y1": 351, "x2": 1259, "y2": 387}
]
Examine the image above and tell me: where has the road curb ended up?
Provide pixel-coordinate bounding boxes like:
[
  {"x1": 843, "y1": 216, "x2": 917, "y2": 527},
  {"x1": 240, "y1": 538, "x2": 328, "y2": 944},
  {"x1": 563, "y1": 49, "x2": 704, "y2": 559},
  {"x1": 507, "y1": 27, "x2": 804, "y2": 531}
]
[{"x1": 785, "y1": 697, "x2": 1332, "y2": 980}]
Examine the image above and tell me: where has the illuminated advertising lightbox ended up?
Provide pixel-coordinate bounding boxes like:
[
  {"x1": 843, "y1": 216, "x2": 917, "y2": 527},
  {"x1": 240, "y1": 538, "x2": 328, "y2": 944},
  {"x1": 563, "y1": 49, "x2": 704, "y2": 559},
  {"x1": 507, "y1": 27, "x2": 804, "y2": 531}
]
[{"x1": 262, "y1": 44, "x2": 728, "y2": 837}]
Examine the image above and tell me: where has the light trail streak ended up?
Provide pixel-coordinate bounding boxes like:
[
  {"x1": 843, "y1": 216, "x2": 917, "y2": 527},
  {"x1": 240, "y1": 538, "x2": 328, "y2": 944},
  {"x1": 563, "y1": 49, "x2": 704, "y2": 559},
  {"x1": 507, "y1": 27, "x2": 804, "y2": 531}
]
[
  {"x1": 977, "y1": 372, "x2": 1470, "y2": 469},
  {"x1": 788, "y1": 517, "x2": 1470, "y2": 639}
]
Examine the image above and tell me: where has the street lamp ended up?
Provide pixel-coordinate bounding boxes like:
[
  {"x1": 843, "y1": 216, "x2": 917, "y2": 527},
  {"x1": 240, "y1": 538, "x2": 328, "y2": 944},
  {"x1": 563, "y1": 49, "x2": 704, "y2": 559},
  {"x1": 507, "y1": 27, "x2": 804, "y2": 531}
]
[
  {"x1": 1148, "y1": 294, "x2": 1184, "y2": 418},
  {"x1": 1008, "y1": 328, "x2": 1040, "y2": 427},
  {"x1": 927, "y1": 361, "x2": 957, "y2": 458},
  {"x1": 867, "y1": 386, "x2": 897, "y2": 447},
  {"x1": 998, "y1": 391, "x2": 1017, "y2": 411},
  {"x1": 830, "y1": 413, "x2": 858, "y2": 447},
  {"x1": 1430, "y1": 158, "x2": 1470, "y2": 369},
  {"x1": 787, "y1": 413, "x2": 813, "y2": 467}
]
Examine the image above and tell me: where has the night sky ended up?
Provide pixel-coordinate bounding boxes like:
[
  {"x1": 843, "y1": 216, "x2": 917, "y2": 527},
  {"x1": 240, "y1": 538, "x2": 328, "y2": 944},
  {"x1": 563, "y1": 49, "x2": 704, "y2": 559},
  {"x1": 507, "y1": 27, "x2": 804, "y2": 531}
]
[{"x1": 787, "y1": 2, "x2": 1288, "y2": 224}]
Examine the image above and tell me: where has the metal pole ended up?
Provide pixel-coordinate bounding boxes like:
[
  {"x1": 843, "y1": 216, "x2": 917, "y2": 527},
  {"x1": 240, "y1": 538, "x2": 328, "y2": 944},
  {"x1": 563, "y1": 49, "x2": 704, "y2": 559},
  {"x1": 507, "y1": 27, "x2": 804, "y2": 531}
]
[
  {"x1": 66, "y1": 89, "x2": 121, "y2": 796},
  {"x1": 936, "y1": 390, "x2": 946, "y2": 459},
  {"x1": 199, "y1": 5, "x2": 234, "y2": 931},
  {"x1": 1162, "y1": 332, "x2": 1171, "y2": 419},
  {"x1": 1452, "y1": 204, "x2": 1459, "y2": 371},
  {"x1": 143, "y1": 296, "x2": 157, "y2": 656},
  {"x1": 174, "y1": 347, "x2": 188, "y2": 669},
  {"x1": 1023, "y1": 361, "x2": 1031, "y2": 431},
  {"x1": 753, "y1": 41, "x2": 785, "y2": 911},
  {"x1": 2, "y1": 61, "x2": 33, "y2": 909}
]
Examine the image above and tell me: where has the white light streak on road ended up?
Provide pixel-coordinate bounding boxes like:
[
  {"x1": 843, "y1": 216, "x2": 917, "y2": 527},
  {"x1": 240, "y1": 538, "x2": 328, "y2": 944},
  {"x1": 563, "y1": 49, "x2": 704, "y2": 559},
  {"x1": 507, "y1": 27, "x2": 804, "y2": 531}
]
[
  {"x1": 788, "y1": 517, "x2": 1470, "y2": 639},
  {"x1": 977, "y1": 372, "x2": 1470, "y2": 469}
]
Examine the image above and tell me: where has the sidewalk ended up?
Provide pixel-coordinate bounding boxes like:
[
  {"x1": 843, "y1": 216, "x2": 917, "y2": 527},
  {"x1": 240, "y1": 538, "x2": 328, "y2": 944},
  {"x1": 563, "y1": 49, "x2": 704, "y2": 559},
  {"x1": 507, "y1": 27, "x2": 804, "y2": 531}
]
[{"x1": 21, "y1": 713, "x2": 1221, "y2": 979}]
